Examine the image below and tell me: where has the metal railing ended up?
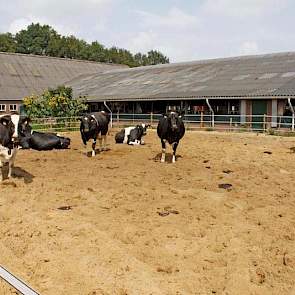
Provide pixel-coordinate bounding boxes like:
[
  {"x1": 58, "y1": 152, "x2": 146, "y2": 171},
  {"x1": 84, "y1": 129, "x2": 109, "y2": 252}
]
[{"x1": 29, "y1": 113, "x2": 295, "y2": 134}]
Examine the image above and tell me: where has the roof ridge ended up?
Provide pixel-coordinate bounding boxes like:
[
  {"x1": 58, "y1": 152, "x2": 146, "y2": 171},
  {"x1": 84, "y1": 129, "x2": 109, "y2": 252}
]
[
  {"x1": 101, "y1": 51, "x2": 295, "y2": 74},
  {"x1": 0, "y1": 51, "x2": 127, "y2": 67}
]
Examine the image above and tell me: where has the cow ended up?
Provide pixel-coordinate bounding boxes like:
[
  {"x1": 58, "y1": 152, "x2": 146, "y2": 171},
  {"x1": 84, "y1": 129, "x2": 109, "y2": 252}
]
[
  {"x1": 79, "y1": 111, "x2": 110, "y2": 157},
  {"x1": 0, "y1": 114, "x2": 22, "y2": 181},
  {"x1": 18, "y1": 119, "x2": 71, "y2": 151},
  {"x1": 115, "y1": 123, "x2": 149, "y2": 145},
  {"x1": 157, "y1": 111, "x2": 185, "y2": 163}
]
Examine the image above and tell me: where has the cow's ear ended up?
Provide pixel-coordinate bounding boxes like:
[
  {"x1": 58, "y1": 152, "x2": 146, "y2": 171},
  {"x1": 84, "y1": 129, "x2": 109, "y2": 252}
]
[{"x1": 0, "y1": 115, "x2": 11, "y2": 126}]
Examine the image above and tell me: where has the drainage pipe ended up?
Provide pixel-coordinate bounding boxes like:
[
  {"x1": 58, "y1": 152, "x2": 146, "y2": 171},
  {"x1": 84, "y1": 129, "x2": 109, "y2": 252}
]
[
  {"x1": 288, "y1": 98, "x2": 294, "y2": 131},
  {"x1": 104, "y1": 101, "x2": 113, "y2": 128},
  {"x1": 206, "y1": 98, "x2": 214, "y2": 127}
]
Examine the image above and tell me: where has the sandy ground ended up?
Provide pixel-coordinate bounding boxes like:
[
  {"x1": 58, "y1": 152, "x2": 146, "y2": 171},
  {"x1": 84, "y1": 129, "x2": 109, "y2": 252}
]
[{"x1": 0, "y1": 129, "x2": 295, "y2": 295}]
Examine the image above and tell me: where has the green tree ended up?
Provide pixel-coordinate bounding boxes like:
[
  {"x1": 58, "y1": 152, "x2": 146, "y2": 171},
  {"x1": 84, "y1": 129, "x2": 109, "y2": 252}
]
[
  {"x1": 147, "y1": 50, "x2": 169, "y2": 65},
  {"x1": 23, "y1": 86, "x2": 88, "y2": 118},
  {"x1": 2, "y1": 22, "x2": 170, "y2": 67},
  {"x1": 15, "y1": 23, "x2": 58, "y2": 55},
  {"x1": 0, "y1": 33, "x2": 16, "y2": 52}
]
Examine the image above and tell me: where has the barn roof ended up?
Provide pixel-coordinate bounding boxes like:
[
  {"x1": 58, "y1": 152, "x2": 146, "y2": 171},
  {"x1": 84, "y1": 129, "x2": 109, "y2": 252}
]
[
  {"x1": 68, "y1": 51, "x2": 295, "y2": 101},
  {"x1": 0, "y1": 52, "x2": 126, "y2": 101}
]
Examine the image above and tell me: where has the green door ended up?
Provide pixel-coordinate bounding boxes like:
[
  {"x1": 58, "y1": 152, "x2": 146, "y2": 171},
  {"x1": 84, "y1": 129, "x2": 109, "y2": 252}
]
[{"x1": 252, "y1": 100, "x2": 267, "y2": 130}]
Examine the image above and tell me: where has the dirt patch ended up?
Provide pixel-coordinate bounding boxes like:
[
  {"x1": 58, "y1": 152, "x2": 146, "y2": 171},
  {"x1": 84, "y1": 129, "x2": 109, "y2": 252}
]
[{"x1": 0, "y1": 130, "x2": 295, "y2": 294}]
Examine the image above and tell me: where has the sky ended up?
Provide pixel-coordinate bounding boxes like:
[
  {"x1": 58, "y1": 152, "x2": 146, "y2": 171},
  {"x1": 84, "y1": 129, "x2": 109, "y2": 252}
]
[{"x1": 0, "y1": 0, "x2": 294, "y2": 62}]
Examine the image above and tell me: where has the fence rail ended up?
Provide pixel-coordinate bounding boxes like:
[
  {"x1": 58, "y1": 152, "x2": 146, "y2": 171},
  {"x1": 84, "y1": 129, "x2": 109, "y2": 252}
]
[{"x1": 30, "y1": 113, "x2": 295, "y2": 134}]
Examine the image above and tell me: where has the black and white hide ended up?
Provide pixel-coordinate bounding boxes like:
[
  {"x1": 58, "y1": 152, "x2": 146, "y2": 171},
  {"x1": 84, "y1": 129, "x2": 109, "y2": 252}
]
[
  {"x1": 0, "y1": 114, "x2": 24, "y2": 181},
  {"x1": 115, "y1": 124, "x2": 149, "y2": 145},
  {"x1": 18, "y1": 119, "x2": 71, "y2": 151},
  {"x1": 157, "y1": 112, "x2": 185, "y2": 163},
  {"x1": 80, "y1": 111, "x2": 110, "y2": 157}
]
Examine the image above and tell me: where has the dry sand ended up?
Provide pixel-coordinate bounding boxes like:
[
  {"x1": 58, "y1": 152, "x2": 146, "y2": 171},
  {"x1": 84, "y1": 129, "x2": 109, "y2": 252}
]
[{"x1": 0, "y1": 129, "x2": 295, "y2": 295}]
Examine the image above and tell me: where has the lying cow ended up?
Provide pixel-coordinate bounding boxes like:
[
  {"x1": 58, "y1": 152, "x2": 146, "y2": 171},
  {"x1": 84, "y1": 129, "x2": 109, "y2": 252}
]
[
  {"x1": 18, "y1": 118, "x2": 71, "y2": 151},
  {"x1": 0, "y1": 114, "x2": 24, "y2": 181},
  {"x1": 115, "y1": 124, "x2": 149, "y2": 145},
  {"x1": 157, "y1": 111, "x2": 185, "y2": 163},
  {"x1": 80, "y1": 111, "x2": 110, "y2": 157}
]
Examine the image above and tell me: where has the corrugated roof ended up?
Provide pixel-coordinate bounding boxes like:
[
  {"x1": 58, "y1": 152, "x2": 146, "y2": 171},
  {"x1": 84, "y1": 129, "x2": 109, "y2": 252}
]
[
  {"x1": 68, "y1": 51, "x2": 295, "y2": 101},
  {"x1": 0, "y1": 52, "x2": 127, "y2": 101}
]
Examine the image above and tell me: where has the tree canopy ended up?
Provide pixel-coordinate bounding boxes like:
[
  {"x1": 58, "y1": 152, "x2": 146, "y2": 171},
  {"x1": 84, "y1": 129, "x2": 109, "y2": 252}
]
[
  {"x1": 0, "y1": 23, "x2": 169, "y2": 67},
  {"x1": 23, "y1": 86, "x2": 88, "y2": 118}
]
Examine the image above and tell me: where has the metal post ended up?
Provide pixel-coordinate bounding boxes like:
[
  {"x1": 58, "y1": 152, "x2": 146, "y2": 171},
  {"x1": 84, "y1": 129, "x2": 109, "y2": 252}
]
[
  {"x1": 230, "y1": 117, "x2": 232, "y2": 132},
  {"x1": 206, "y1": 98, "x2": 214, "y2": 128},
  {"x1": 0, "y1": 265, "x2": 39, "y2": 295},
  {"x1": 288, "y1": 98, "x2": 294, "y2": 132},
  {"x1": 200, "y1": 111, "x2": 204, "y2": 129},
  {"x1": 263, "y1": 114, "x2": 266, "y2": 132},
  {"x1": 104, "y1": 101, "x2": 112, "y2": 128}
]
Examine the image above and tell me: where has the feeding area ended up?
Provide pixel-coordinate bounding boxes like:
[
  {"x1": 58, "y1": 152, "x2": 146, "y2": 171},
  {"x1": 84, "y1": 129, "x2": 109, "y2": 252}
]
[{"x1": 0, "y1": 129, "x2": 295, "y2": 294}]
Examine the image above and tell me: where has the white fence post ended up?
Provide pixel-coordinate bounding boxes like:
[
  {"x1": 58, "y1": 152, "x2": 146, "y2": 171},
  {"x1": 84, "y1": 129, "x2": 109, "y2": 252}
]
[{"x1": 292, "y1": 113, "x2": 295, "y2": 132}]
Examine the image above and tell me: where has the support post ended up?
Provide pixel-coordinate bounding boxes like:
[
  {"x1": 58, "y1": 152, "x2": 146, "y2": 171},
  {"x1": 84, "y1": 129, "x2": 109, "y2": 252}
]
[
  {"x1": 230, "y1": 117, "x2": 232, "y2": 132},
  {"x1": 263, "y1": 114, "x2": 267, "y2": 132},
  {"x1": 104, "y1": 101, "x2": 112, "y2": 128},
  {"x1": 200, "y1": 111, "x2": 204, "y2": 129},
  {"x1": 206, "y1": 98, "x2": 214, "y2": 128},
  {"x1": 287, "y1": 98, "x2": 295, "y2": 132}
]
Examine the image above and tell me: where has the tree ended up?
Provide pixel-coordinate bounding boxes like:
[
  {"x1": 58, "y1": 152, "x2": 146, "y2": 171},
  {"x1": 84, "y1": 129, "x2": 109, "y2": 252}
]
[
  {"x1": 0, "y1": 33, "x2": 16, "y2": 52},
  {"x1": 23, "y1": 86, "x2": 88, "y2": 118},
  {"x1": 1, "y1": 22, "x2": 170, "y2": 67},
  {"x1": 147, "y1": 50, "x2": 169, "y2": 65},
  {"x1": 15, "y1": 23, "x2": 59, "y2": 55}
]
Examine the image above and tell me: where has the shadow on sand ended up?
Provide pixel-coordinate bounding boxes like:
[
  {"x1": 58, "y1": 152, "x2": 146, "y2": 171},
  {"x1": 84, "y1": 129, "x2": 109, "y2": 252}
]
[{"x1": 13, "y1": 167, "x2": 35, "y2": 184}]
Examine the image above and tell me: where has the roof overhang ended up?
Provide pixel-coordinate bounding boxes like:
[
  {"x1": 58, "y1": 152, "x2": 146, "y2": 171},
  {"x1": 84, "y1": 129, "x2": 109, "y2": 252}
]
[{"x1": 84, "y1": 95, "x2": 295, "y2": 103}]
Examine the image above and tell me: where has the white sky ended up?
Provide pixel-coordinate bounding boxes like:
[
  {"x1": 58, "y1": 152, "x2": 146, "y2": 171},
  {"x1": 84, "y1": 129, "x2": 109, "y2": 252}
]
[{"x1": 0, "y1": 0, "x2": 294, "y2": 62}]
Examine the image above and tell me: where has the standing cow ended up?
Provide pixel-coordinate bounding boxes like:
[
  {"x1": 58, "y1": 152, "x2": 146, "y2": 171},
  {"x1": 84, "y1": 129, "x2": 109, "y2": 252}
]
[
  {"x1": 0, "y1": 114, "x2": 25, "y2": 181},
  {"x1": 157, "y1": 111, "x2": 185, "y2": 163},
  {"x1": 80, "y1": 111, "x2": 110, "y2": 157}
]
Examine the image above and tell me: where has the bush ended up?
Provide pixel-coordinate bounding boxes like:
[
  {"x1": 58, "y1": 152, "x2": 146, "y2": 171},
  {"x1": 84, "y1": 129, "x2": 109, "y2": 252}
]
[{"x1": 23, "y1": 85, "x2": 88, "y2": 118}]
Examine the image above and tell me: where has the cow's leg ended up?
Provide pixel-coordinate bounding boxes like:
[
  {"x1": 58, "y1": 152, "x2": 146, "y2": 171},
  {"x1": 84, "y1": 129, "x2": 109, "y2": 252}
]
[
  {"x1": 161, "y1": 139, "x2": 166, "y2": 163},
  {"x1": 8, "y1": 149, "x2": 17, "y2": 178},
  {"x1": 8, "y1": 161, "x2": 13, "y2": 178},
  {"x1": 98, "y1": 135, "x2": 103, "y2": 152},
  {"x1": 172, "y1": 142, "x2": 179, "y2": 163},
  {"x1": 92, "y1": 138, "x2": 97, "y2": 157},
  {"x1": 102, "y1": 135, "x2": 107, "y2": 151}
]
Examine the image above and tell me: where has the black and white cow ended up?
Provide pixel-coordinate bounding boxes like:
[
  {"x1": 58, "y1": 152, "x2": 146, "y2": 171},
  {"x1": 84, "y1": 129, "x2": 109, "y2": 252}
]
[
  {"x1": 115, "y1": 123, "x2": 149, "y2": 145},
  {"x1": 157, "y1": 111, "x2": 185, "y2": 163},
  {"x1": 80, "y1": 111, "x2": 110, "y2": 157},
  {"x1": 18, "y1": 119, "x2": 71, "y2": 151},
  {"x1": 0, "y1": 114, "x2": 24, "y2": 181}
]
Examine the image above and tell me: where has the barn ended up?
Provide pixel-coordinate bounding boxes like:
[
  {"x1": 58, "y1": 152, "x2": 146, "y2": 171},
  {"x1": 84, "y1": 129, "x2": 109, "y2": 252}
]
[
  {"x1": 68, "y1": 51, "x2": 295, "y2": 130},
  {"x1": 0, "y1": 52, "x2": 126, "y2": 114}
]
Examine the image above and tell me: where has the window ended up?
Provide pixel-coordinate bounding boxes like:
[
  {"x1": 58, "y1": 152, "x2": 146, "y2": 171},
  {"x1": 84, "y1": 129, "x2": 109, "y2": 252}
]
[
  {"x1": 9, "y1": 104, "x2": 17, "y2": 112},
  {"x1": 0, "y1": 104, "x2": 6, "y2": 112}
]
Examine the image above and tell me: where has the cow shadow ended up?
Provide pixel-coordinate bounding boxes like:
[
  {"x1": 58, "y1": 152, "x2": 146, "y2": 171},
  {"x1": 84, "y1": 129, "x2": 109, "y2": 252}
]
[
  {"x1": 153, "y1": 153, "x2": 183, "y2": 163},
  {"x1": 12, "y1": 167, "x2": 34, "y2": 184},
  {"x1": 86, "y1": 148, "x2": 111, "y2": 158}
]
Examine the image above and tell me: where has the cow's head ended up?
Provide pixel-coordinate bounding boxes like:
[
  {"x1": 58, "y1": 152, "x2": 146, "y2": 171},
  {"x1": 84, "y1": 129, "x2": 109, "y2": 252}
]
[
  {"x1": 166, "y1": 111, "x2": 183, "y2": 131},
  {"x1": 79, "y1": 114, "x2": 98, "y2": 133},
  {"x1": 0, "y1": 115, "x2": 15, "y2": 149},
  {"x1": 139, "y1": 123, "x2": 150, "y2": 135},
  {"x1": 18, "y1": 117, "x2": 32, "y2": 137}
]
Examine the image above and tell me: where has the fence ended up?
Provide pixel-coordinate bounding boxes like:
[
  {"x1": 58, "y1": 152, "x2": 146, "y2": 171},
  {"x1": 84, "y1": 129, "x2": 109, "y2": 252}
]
[{"x1": 30, "y1": 113, "x2": 295, "y2": 134}]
